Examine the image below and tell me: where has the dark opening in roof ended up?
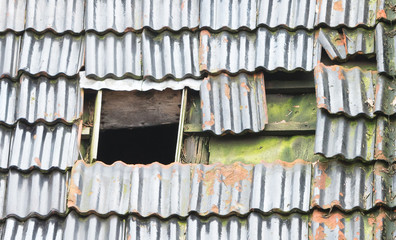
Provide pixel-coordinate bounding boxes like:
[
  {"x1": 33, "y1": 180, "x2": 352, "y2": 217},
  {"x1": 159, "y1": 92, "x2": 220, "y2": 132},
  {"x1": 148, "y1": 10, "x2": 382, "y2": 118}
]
[{"x1": 97, "y1": 124, "x2": 178, "y2": 165}]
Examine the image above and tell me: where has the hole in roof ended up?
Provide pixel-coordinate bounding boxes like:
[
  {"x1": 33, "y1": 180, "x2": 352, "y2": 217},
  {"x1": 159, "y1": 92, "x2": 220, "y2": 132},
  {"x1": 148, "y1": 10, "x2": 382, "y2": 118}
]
[
  {"x1": 320, "y1": 47, "x2": 377, "y2": 70},
  {"x1": 96, "y1": 89, "x2": 182, "y2": 165},
  {"x1": 97, "y1": 124, "x2": 178, "y2": 165}
]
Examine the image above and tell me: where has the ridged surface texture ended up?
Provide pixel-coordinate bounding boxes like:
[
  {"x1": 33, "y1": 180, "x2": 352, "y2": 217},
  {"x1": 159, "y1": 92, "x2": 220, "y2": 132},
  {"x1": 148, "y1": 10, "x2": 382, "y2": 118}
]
[
  {"x1": 85, "y1": 0, "x2": 199, "y2": 32},
  {"x1": 1, "y1": 170, "x2": 68, "y2": 219},
  {"x1": 318, "y1": 28, "x2": 375, "y2": 60},
  {"x1": 0, "y1": 125, "x2": 12, "y2": 169},
  {"x1": 199, "y1": 0, "x2": 257, "y2": 30},
  {"x1": 315, "y1": 0, "x2": 377, "y2": 27},
  {"x1": 257, "y1": 0, "x2": 316, "y2": 29},
  {"x1": 377, "y1": 0, "x2": 396, "y2": 22},
  {"x1": 19, "y1": 32, "x2": 84, "y2": 77},
  {"x1": 314, "y1": 64, "x2": 396, "y2": 117},
  {"x1": 9, "y1": 122, "x2": 79, "y2": 171},
  {"x1": 26, "y1": 0, "x2": 85, "y2": 33},
  {"x1": 315, "y1": 109, "x2": 396, "y2": 162},
  {"x1": 0, "y1": 0, "x2": 26, "y2": 32},
  {"x1": 0, "y1": 32, "x2": 21, "y2": 78},
  {"x1": 142, "y1": 30, "x2": 200, "y2": 80},
  {"x1": 199, "y1": 28, "x2": 319, "y2": 74},
  {"x1": 376, "y1": 23, "x2": 396, "y2": 77},
  {"x1": 200, "y1": 73, "x2": 268, "y2": 135},
  {"x1": 311, "y1": 161, "x2": 374, "y2": 210},
  {"x1": 68, "y1": 160, "x2": 312, "y2": 216},
  {"x1": 85, "y1": 32, "x2": 142, "y2": 79},
  {"x1": 0, "y1": 75, "x2": 82, "y2": 125}
]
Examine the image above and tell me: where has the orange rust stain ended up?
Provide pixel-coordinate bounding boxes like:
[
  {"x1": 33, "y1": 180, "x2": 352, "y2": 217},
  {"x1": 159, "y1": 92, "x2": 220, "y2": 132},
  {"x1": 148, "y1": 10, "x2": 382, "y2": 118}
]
[
  {"x1": 34, "y1": 157, "x2": 41, "y2": 167},
  {"x1": 312, "y1": 211, "x2": 345, "y2": 230},
  {"x1": 339, "y1": 192, "x2": 344, "y2": 197},
  {"x1": 201, "y1": 100, "x2": 204, "y2": 109},
  {"x1": 313, "y1": 163, "x2": 329, "y2": 190},
  {"x1": 272, "y1": 159, "x2": 309, "y2": 168},
  {"x1": 243, "y1": 92, "x2": 247, "y2": 96},
  {"x1": 354, "y1": 216, "x2": 359, "y2": 222},
  {"x1": 206, "y1": 82, "x2": 211, "y2": 91},
  {"x1": 201, "y1": 163, "x2": 252, "y2": 196},
  {"x1": 157, "y1": 174, "x2": 162, "y2": 180},
  {"x1": 204, "y1": 113, "x2": 215, "y2": 127},
  {"x1": 223, "y1": 37, "x2": 228, "y2": 43},
  {"x1": 377, "y1": 9, "x2": 387, "y2": 19},
  {"x1": 240, "y1": 82, "x2": 250, "y2": 92},
  {"x1": 33, "y1": 134, "x2": 37, "y2": 140},
  {"x1": 181, "y1": 0, "x2": 185, "y2": 10},
  {"x1": 338, "y1": 107, "x2": 344, "y2": 112},
  {"x1": 67, "y1": 179, "x2": 82, "y2": 207},
  {"x1": 211, "y1": 204, "x2": 219, "y2": 213},
  {"x1": 337, "y1": 68, "x2": 345, "y2": 80},
  {"x1": 224, "y1": 83, "x2": 231, "y2": 100},
  {"x1": 201, "y1": 30, "x2": 211, "y2": 38},
  {"x1": 128, "y1": 234, "x2": 132, "y2": 240},
  {"x1": 314, "y1": 225, "x2": 326, "y2": 240},
  {"x1": 333, "y1": 0, "x2": 344, "y2": 11}
]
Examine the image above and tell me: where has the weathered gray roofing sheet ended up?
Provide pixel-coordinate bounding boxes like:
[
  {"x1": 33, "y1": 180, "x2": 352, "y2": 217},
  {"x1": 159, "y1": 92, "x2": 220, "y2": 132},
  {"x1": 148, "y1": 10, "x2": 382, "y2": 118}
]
[
  {"x1": 142, "y1": 30, "x2": 201, "y2": 80},
  {"x1": 377, "y1": 0, "x2": 396, "y2": 22},
  {"x1": 318, "y1": 28, "x2": 375, "y2": 61},
  {"x1": 80, "y1": 73, "x2": 202, "y2": 91},
  {"x1": 85, "y1": 0, "x2": 199, "y2": 33},
  {"x1": 314, "y1": 64, "x2": 396, "y2": 118},
  {"x1": 376, "y1": 22, "x2": 396, "y2": 77},
  {"x1": 0, "y1": 0, "x2": 26, "y2": 32},
  {"x1": 85, "y1": 32, "x2": 142, "y2": 79},
  {"x1": 1, "y1": 170, "x2": 68, "y2": 220},
  {"x1": 25, "y1": 0, "x2": 85, "y2": 34},
  {"x1": 19, "y1": 31, "x2": 84, "y2": 77},
  {"x1": 199, "y1": 0, "x2": 257, "y2": 30},
  {"x1": 257, "y1": 0, "x2": 316, "y2": 30},
  {"x1": 199, "y1": 28, "x2": 319, "y2": 74},
  {"x1": 0, "y1": 32, "x2": 21, "y2": 79},
  {"x1": 68, "y1": 160, "x2": 312, "y2": 217},
  {"x1": 311, "y1": 161, "x2": 374, "y2": 210},
  {"x1": 0, "y1": 125, "x2": 12, "y2": 169},
  {"x1": 315, "y1": 0, "x2": 377, "y2": 27},
  {"x1": 200, "y1": 73, "x2": 267, "y2": 135},
  {"x1": 9, "y1": 122, "x2": 79, "y2": 171},
  {"x1": 0, "y1": 75, "x2": 82, "y2": 125}
]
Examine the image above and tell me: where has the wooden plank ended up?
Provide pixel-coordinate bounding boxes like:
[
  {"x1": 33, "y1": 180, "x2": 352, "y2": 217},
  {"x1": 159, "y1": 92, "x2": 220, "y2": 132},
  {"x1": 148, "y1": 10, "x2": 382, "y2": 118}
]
[
  {"x1": 175, "y1": 88, "x2": 187, "y2": 163},
  {"x1": 100, "y1": 89, "x2": 182, "y2": 130},
  {"x1": 209, "y1": 135, "x2": 321, "y2": 164},
  {"x1": 90, "y1": 90, "x2": 102, "y2": 163},
  {"x1": 184, "y1": 93, "x2": 317, "y2": 133},
  {"x1": 181, "y1": 135, "x2": 209, "y2": 164}
]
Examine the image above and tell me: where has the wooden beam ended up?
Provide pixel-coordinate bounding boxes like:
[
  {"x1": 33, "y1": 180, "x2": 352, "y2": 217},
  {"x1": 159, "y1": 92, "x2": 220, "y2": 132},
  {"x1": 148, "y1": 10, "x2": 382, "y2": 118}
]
[
  {"x1": 100, "y1": 89, "x2": 182, "y2": 130},
  {"x1": 181, "y1": 135, "x2": 209, "y2": 164},
  {"x1": 175, "y1": 88, "x2": 188, "y2": 163},
  {"x1": 90, "y1": 90, "x2": 102, "y2": 163}
]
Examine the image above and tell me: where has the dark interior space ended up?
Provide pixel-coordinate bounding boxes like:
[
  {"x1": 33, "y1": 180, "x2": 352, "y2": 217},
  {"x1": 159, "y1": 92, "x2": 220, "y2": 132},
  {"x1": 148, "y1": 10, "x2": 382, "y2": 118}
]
[
  {"x1": 320, "y1": 47, "x2": 377, "y2": 67},
  {"x1": 97, "y1": 124, "x2": 178, "y2": 165}
]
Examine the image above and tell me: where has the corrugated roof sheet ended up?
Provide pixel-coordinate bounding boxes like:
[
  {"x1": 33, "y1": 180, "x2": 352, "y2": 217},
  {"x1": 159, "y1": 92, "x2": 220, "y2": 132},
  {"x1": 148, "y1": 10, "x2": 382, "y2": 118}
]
[
  {"x1": 199, "y1": 0, "x2": 256, "y2": 30},
  {"x1": 1, "y1": 211, "x2": 125, "y2": 240},
  {"x1": 19, "y1": 31, "x2": 84, "y2": 77},
  {"x1": 0, "y1": 32, "x2": 21, "y2": 79},
  {"x1": 25, "y1": 0, "x2": 85, "y2": 34},
  {"x1": 0, "y1": 125, "x2": 12, "y2": 169},
  {"x1": 311, "y1": 161, "x2": 374, "y2": 210},
  {"x1": 1, "y1": 170, "x2": 68, "y2": 220},
  {"x1": 199, "y1": 28, "x2": 319, "y2": 74},
  {"x1": 9, "y1": 122, "x2": 79, "y2": 171},
  {"x1": 0, "y1": 0, "x2": 26, "y2": 32},
  {"x1": 257, "y1": 0, "x2": 316, "y2": 30},
  {"x1": 200, "y1": 73, "x2": 268, "y2": 135},
  {"x1": 142, "y1": 30, "x2": 200, "y2": 80},
  {"x1": 317, "y1": 28, "x2": 375, "y2": 61},
  {"x1": 85, "y1": 0, "x2": 199, "y2": 33},
  {"x1": 0, "y1": 75, "x2": 82, "y2": 125},
  {"x1": 85, "y1": 32, "x2": 142, "y2": 79},
  {"x1": 80, "y1": 73, "x2": 202, "y2": 91},
  {"x1": 377, "y1": 0, "x2": 396, "y2": 22},
  {"x1": 315, "y1": 0, "x2": 377, "y2": 27},
  {"x1": 376, "y1": 22, "x2": 396, "y2": 77},
  {"x1": 68, "y1": 160, "x2": 312, "y2": 217},
  {"x1": 314, "y1": 109, "x2": 396, "y2": 162},
  {"x1": 315, "y1": 64, "x2": 396, "y2": 118}
]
